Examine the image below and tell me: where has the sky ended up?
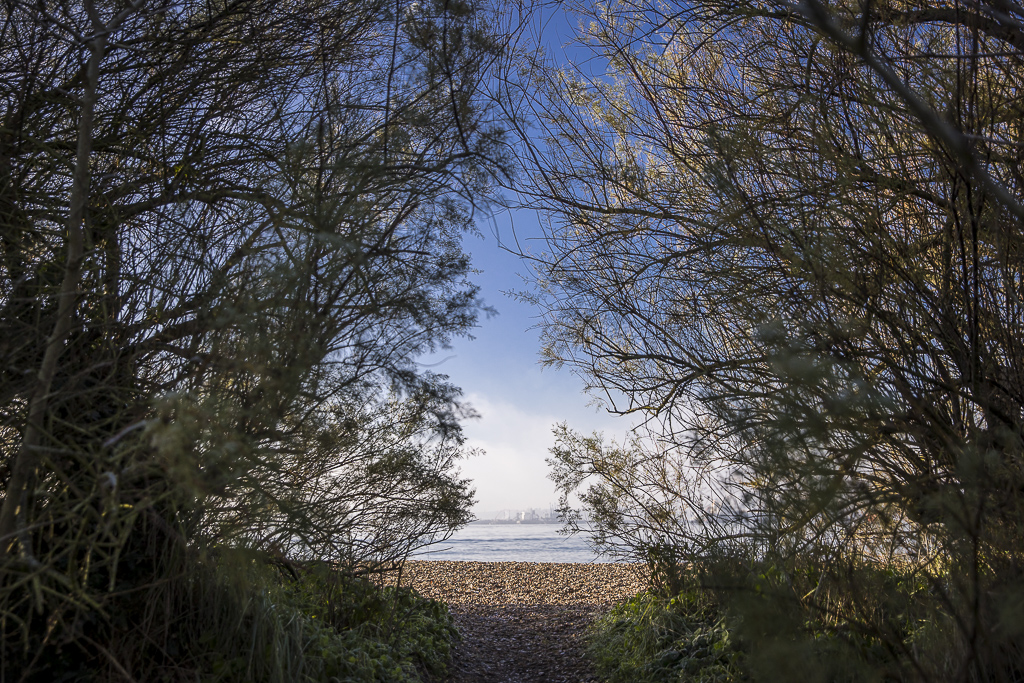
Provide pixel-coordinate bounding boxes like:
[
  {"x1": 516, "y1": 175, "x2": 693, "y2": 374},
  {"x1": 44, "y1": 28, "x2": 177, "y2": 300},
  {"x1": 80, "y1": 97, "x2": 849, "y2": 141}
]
[
  {"x1": 421, "y1": 208, "x2": 633, "y2": 518},
  {"x1": 415, "y1": 5, "x2": 637, "y2": 519}
]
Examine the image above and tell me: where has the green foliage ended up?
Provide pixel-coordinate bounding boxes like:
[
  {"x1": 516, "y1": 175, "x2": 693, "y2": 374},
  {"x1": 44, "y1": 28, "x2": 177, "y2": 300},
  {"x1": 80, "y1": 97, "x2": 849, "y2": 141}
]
[
  {"x1": 589, "y1": 586, "x2": 741, "y2": 683},
  {"x1": 591, "y1": 558, "x2": 1011, "y2": 683},
  {"x1": 721, "y1": 560, "x2": 902, "y2": 683},
  {"x1": 291, "y1": 564, "x2": 458, "y2": 680},
  {"x1": 0, "y1": 0, "x2": 504, "y2": 676},
  {"x1": 6, "y1": 554, "x2": 457, "y2": 683},
  {"x1": 515, "y1": 0, "x2": 1024, "y2": 678},
  {"x1": 188, "y1": 561, "x2": 457, "y2": 683}
]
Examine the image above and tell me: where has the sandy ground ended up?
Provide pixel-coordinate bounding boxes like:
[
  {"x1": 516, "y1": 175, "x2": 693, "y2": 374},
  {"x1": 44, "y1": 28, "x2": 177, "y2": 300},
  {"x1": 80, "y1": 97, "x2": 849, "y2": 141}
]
[{"x1": 393, "y1": 561, "x2": 648, "y2": 683}]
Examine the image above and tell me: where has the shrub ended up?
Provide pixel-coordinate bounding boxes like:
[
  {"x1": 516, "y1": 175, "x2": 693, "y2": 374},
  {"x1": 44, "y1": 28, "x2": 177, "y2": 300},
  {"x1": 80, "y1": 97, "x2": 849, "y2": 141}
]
[
  {"x1": 589, "y1": 582, "x2": 742, "y2": 683},
  {"x1": 6, "y1": 554, "x2": 457, "y2": 683}
]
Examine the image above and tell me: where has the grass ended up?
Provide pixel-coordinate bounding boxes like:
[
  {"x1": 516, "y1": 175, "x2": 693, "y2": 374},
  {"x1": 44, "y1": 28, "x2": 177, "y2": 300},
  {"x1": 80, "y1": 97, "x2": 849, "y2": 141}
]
[
  {"x1": 185, "y1": 560, "x2": 456, "y2": 683},
  {"x1": 6, "y1": 550, "x2": 458, "y2": 683}
]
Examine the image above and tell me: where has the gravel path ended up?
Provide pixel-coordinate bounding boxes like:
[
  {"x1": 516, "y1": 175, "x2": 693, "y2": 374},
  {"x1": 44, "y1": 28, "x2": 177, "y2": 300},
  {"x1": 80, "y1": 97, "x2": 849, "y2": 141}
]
[{"x1": 394, "y1": 561, "x2": 647, "y2": 683}]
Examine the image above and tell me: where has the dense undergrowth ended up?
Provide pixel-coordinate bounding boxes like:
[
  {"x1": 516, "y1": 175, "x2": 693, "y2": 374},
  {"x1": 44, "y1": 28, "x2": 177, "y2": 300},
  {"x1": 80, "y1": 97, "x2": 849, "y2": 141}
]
[
  {"x1": 589, "y1": 584, "x2": 742, "y2": 683},
  {"x1": 588, "y1": 558, "x2": 1024, "y2": 683},
  {"x1": 3, "y1": 552, "x2": 456, "y2": 683}
]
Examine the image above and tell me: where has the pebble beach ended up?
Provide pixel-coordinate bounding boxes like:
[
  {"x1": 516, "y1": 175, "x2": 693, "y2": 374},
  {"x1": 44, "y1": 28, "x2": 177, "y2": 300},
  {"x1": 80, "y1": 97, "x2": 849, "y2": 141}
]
[{"x1": 392, "y1": 561, "x2": 648, "y2": 683}]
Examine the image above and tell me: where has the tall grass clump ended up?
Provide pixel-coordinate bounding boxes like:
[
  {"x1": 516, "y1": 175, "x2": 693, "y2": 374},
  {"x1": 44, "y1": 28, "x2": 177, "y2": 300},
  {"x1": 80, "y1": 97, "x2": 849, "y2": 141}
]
[
  {"x1": 176, "y1": 555, "x2": 458, "y2": 683},
  {"x1": 4, "y1": 546, "x2": 457, "y2": 682}
]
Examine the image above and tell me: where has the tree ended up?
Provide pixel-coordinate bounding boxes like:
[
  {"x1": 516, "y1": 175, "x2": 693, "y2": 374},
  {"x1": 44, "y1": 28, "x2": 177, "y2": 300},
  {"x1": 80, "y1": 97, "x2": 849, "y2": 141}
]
[
  {"x1": 0, "y1": 0, "x2": 505, "y2": 674},
  {"x1": 512, "y1": 0, "x2": 1024, "y2": 678}
]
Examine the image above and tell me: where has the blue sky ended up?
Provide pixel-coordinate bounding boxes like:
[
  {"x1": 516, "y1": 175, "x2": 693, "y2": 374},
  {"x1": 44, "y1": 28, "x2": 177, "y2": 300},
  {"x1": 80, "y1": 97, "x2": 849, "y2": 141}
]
[
  {"x1": 423, "y1": 208, "x2": 631, "y2": 516},
  {"x1": 416, "y1": 4, "x2": 637, "y2": 517}
]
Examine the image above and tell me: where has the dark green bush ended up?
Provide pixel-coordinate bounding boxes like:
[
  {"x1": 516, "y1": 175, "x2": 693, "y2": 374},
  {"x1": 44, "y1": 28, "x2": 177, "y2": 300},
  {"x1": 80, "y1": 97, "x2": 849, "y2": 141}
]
[
  {"x1": 189, "y1": 559, "x2": 458, "y2": 683},
  {"x1": 6, "y1": 554, "x2": 456, "y2": 683},
  {"x1": 588, "y1": 558, "x2": 1000, "y2": 683},
  {"x1": 588, "y1": 585, "x2": 742, "y2": 683}
]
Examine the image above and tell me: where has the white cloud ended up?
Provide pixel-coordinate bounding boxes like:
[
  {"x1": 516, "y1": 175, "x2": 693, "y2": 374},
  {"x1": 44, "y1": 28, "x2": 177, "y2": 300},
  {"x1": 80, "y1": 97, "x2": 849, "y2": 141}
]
[{"x1": 456, "y1": 392, "x2": 628, "y2": 514}]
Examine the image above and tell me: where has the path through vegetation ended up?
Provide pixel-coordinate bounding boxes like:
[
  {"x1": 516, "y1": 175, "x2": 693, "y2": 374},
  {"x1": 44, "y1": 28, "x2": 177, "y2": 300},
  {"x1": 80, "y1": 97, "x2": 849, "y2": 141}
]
[{"x1": 396, "y1": 561, "x2": 646, "y2": 683}]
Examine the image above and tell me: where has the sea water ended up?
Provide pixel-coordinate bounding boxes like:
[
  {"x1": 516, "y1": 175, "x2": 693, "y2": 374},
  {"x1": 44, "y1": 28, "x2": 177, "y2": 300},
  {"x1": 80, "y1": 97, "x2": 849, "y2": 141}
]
[{"x1": 413, "y1": 523, "x2": 606, "y2": 563}]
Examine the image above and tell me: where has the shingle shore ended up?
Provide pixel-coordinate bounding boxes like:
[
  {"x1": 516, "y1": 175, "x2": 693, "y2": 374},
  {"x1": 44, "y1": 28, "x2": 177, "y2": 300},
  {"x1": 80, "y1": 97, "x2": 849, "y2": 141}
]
[
  {"x1": 389, "y1": 561, "x2": 649, "y2": 683},
  {"x1": 394, "y1": 560, "x2": 647, "y2": 607}
]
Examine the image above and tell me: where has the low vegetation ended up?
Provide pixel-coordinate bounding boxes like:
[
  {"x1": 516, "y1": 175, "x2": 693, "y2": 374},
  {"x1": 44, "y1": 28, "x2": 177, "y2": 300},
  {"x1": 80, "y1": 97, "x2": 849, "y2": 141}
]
[
  {"x1": 589, "y1": 556, "x2": 1020, "y2": 683},
  {"x1": 6, "y1": 551, "x2": 456, "y2": 682},
  {"x1": 589, "y1": 581, "x2": 740, "y2": 683}
]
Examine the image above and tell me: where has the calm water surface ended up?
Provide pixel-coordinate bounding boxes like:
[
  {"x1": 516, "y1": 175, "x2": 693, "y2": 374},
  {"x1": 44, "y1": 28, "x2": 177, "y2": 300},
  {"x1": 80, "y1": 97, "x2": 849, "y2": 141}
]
[{"x1": 413, "y1": 523, "x2": 605, "y2": 563}]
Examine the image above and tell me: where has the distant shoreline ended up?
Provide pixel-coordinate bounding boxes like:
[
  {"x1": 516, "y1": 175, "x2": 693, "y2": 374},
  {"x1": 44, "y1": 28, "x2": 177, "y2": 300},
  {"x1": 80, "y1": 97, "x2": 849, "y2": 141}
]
[{"x1": 468, "y1": 519, "x2": 567, "y2": 525}]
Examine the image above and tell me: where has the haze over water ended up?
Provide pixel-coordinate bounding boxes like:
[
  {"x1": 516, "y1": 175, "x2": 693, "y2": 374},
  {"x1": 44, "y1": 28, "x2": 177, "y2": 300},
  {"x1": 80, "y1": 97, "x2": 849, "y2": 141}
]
[{"x1": 415, "y1": 523, "x2": 606, "y2": 563}]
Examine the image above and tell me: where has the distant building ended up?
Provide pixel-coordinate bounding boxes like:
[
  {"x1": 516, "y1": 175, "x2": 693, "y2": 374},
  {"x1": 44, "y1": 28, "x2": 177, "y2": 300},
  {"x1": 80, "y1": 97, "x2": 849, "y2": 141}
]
[{"x1": 471, "y1": 506, "x2": 571, "y2": 524}]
